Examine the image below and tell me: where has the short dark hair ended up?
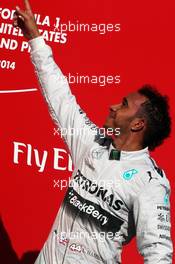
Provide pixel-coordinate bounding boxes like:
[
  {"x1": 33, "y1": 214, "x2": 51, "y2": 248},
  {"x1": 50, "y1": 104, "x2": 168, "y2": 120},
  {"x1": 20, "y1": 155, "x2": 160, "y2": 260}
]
[{"x1": 137, "y1": 84, "x2": 171, "y2": 151}]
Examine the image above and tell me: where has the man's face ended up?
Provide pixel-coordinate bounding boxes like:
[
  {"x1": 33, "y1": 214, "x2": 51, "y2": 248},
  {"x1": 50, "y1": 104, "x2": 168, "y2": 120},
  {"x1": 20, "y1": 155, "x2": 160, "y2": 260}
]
[{"x1": 104, "y1": 92, "x2": 147, "y2": 135}]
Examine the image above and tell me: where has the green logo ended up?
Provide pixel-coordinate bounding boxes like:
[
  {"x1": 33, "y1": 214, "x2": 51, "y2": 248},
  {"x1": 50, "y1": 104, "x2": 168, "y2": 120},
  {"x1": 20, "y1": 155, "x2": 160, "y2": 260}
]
[
  {"x1": 164, "y1": 193, "x2": 169, "y2": 205},
  {"x1": 123, "y1": 169, "x2": 138, "y2": 180}
]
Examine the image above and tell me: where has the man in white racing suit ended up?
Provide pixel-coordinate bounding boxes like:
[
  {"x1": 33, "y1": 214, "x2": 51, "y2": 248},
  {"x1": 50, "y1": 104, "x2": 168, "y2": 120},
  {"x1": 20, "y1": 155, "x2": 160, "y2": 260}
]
[{"x1": 13, "y1": 1, "x2": 173, "y2": 263}]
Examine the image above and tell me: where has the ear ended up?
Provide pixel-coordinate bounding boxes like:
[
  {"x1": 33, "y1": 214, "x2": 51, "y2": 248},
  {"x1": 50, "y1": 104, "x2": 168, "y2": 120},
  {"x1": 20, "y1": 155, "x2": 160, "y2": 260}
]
[{"x1": 130, "y1": 117, "x2": 145, "y2": 132}]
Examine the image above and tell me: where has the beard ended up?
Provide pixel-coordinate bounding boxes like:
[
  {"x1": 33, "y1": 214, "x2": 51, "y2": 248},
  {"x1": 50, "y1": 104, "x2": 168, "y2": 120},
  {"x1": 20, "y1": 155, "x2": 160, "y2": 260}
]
[{"x1": 103, "y1": 116, "x2": 115, "y2": 130}]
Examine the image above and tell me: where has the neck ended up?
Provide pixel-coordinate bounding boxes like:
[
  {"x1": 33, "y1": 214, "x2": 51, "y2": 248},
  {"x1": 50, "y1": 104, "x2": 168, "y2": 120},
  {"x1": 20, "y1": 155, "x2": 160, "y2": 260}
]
[{"x1": 112, "y1": 133, "x2": 144, "y2": 151}]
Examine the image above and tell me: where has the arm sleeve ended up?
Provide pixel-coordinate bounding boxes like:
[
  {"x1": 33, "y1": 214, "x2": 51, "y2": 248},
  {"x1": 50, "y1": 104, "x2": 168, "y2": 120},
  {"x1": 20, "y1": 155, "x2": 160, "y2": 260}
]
[
  {"x1": 133, "y1": 181, "x2": 173, "y2": 263},
  {"x1": 29, "y1": 37, "x2": 99, "y2": 166}
]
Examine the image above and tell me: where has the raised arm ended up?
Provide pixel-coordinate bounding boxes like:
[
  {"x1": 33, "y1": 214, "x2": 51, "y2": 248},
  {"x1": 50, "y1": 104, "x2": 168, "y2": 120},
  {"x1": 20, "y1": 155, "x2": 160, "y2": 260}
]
[{"x1": 13, "y1": 0, "x2": 99, "y2": 166}]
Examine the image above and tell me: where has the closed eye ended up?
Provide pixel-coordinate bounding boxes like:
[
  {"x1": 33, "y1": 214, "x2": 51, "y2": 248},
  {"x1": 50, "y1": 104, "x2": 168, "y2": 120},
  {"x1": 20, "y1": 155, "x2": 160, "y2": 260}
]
[{"x1": 122, "y1": 97, "x2": 128, "y2": 107}]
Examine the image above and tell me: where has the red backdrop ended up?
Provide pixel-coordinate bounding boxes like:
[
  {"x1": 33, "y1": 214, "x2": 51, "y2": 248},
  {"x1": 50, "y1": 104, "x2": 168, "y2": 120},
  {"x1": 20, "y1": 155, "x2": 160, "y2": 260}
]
[{"x1": 0, "y1": 0, "x2": 174, "y2": 263}]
